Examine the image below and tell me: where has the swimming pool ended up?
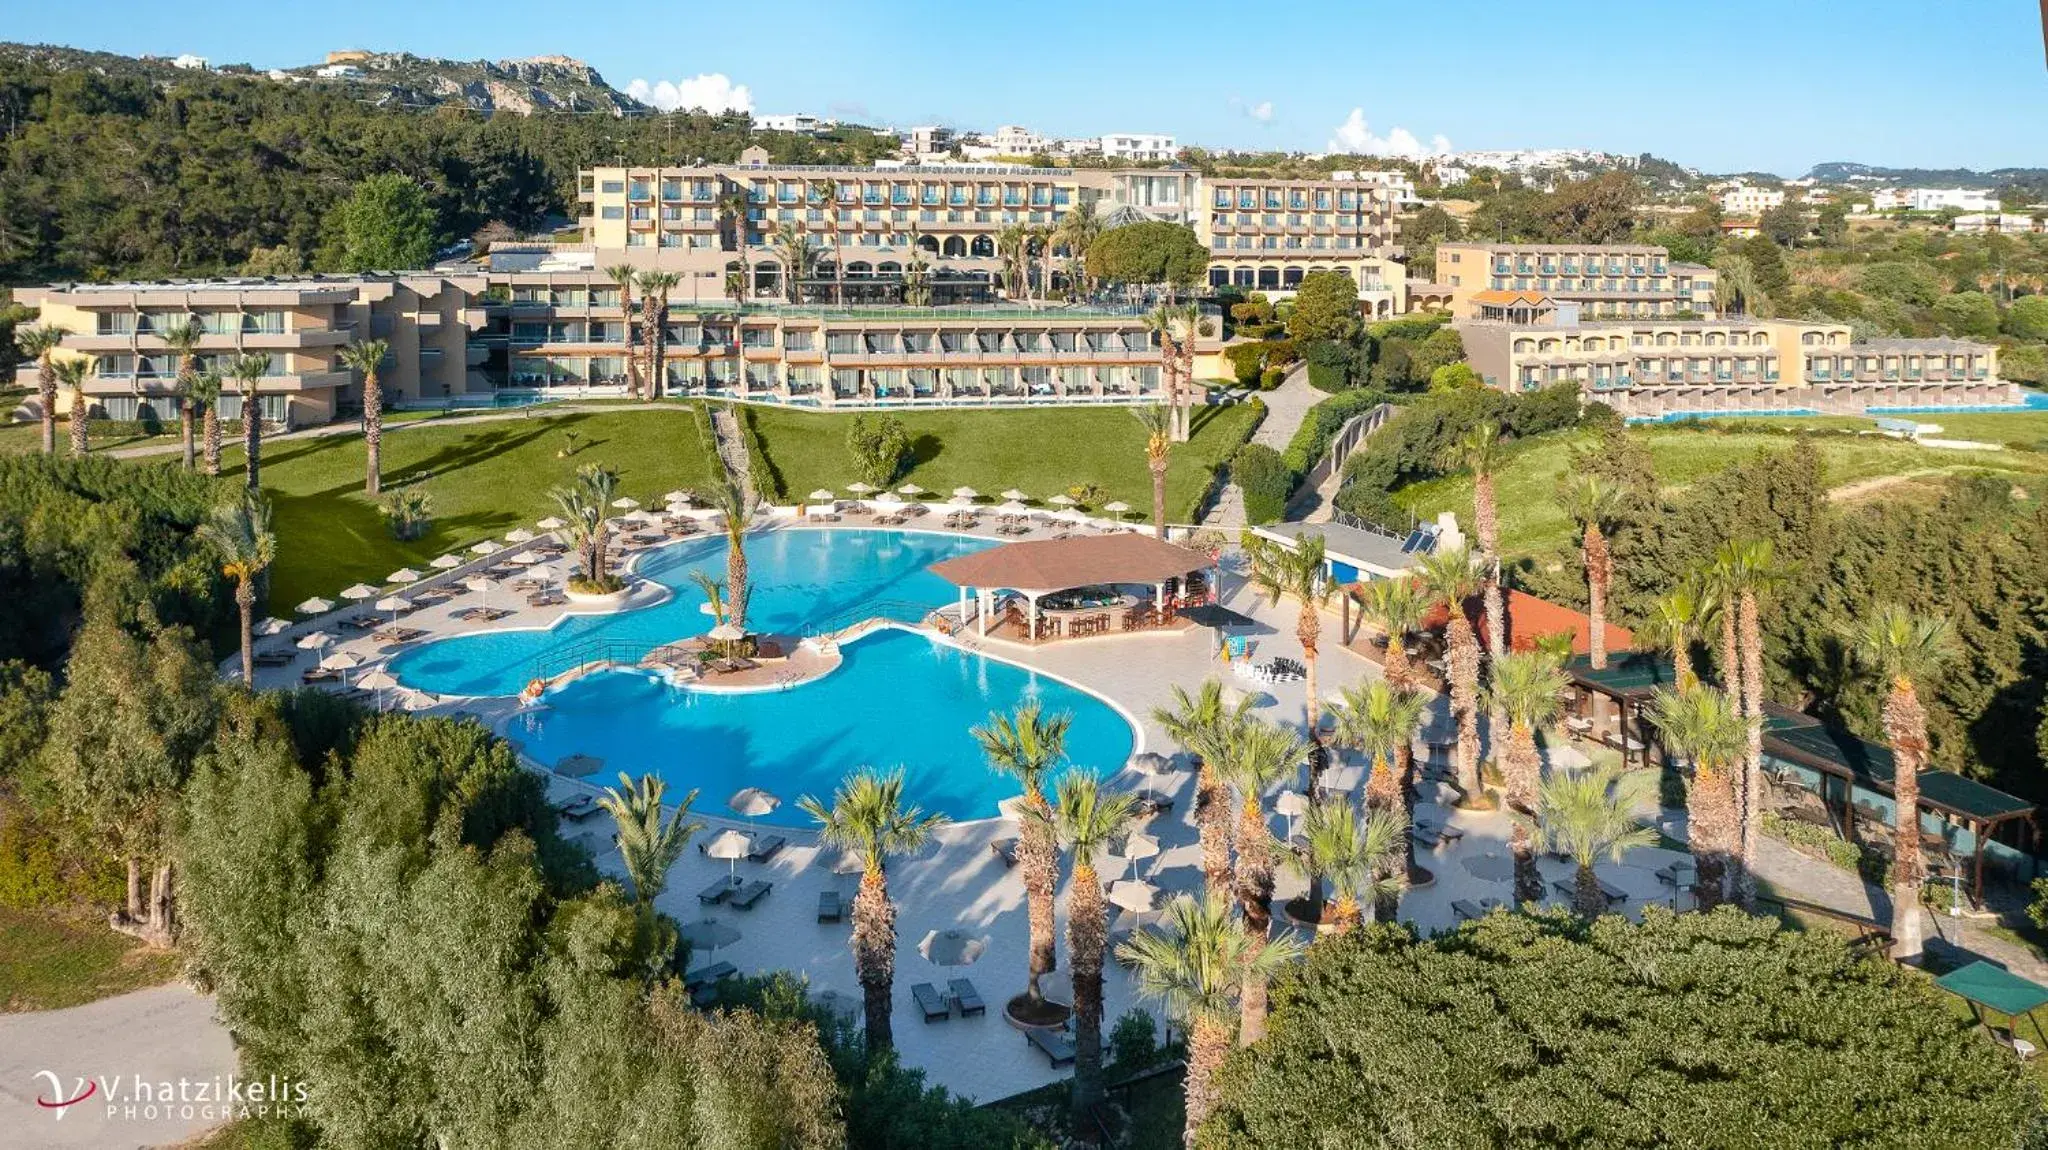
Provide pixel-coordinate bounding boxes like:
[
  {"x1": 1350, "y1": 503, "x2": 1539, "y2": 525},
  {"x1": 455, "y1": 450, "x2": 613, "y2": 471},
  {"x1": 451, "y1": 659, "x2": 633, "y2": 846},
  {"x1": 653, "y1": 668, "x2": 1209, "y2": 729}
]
[{"x1": 390, "y1": 528, "x2": 1138, "y2": 823}]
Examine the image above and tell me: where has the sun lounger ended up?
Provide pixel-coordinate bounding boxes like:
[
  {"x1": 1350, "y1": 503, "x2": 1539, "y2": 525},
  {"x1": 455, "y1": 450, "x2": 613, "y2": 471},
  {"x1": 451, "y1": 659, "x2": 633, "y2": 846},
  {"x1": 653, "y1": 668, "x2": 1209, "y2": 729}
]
[
  {"x1": 990, "y1": 838, "x2": 1019, "y2": 868},
  {"x1": 746, "y1": 834, "x2": 786, "y2": 863},
  {"x1": 553, "y1": 794, "x2": 598, "y2": 820},
  {"x1": 1552, "y1": 876, "x2": 1629, "y2": 905},
  {"x1": 731, "y1": 879, "x2": 772, "y2": 910},
  {"x1": 1133, "y1": 791, "x2": 1175, "y2": 818},
  {"x1": 300, "y1": 666, "x2": 341, "y2": 684},
  {"x1": 372, "y1": 627, "x2": 426, "y2": 645},
  {"x1": 1026, "y1": 1027, "x2": 1076, "y2": 1068},
  {"x1": 684, "y1": 960, "x2": 736, "y2": 991},
  {"x1": 817, "y1": 890, "x2": 843, "y2": 923},
  {"x1": 1414, "y1": 818, "x2": 1464, "y2": 843},
  {"x1": 1656, "y1": 860, "x2": 1697, "y2": 890},
  {"x1": 948, "y1": 978, "x2": 986, "y2": 1018},
  {"x1": 698, "y1": 875, "x2": 742, "y2": 905},
  {"x1": 1452, "y1": 898, "x2": 1504, "y2": 922},
  {"x1": 1409, "y1": 825, "x2": 1444, "y2": 849},
  {"x1": 253, "y1": 650, "x2": 296, "y2": 667},
  {"x1": 911, "y1": 982, "x2": 950, "y2": 1023}
]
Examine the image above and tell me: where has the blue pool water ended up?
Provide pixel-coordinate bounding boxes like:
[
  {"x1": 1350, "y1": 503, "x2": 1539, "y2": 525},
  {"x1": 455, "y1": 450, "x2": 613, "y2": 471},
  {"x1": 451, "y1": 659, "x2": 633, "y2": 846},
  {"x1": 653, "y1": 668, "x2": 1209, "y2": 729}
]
[
  {"x1": 390, "y1": 528, "x2": 1137, "y2": 824},
  {"x1": 506, "y1": 626, "x2": 1135, "y2": 825}
]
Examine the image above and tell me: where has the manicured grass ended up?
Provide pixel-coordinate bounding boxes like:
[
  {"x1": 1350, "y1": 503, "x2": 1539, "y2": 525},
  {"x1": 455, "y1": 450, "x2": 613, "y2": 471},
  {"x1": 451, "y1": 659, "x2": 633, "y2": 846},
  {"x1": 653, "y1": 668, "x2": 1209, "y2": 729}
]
[
  {"x1": 1393, "y1": 426, "x2": 2048, "y2": 559},
  {"x1": 1720, "y1": 411, "x2": 2048, "y2": 449},
  {"x1": 0, "y1": 905, "x2": 182, "y2": 1012},
  {"x1": 750, "y1": 404, "x2": 1262, "y2": 524},
  {"x1": 0, "y1": 422, "x2": 178, "y2": 455},
  {"x1": 224, "y1": 409, "x2": 721, "y2": 610}
]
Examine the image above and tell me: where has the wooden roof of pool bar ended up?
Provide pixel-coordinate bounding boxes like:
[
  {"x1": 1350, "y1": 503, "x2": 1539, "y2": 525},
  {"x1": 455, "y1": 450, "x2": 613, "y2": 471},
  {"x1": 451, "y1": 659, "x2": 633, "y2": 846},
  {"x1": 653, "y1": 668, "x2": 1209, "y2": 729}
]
[{"x1": 927, "y1": 534, "x2": 1213, "y2": 595}]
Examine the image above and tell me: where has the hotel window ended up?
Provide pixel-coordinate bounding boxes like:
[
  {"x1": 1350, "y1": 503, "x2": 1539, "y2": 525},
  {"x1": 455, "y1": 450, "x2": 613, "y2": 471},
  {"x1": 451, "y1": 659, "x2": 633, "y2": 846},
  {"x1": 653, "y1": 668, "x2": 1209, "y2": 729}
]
[
  {"x1": 626, "y1": 233, "x2": 647, "y2": 247},
  {"x1": 864, "y1": 184, "x2": 885, "y2": 205},
  {"x1": 949, "y1": 186, "x2": 969, "y2": 206},
  {"x1": 601, "y1": 206, "x2": 624, "y2": 220},
  {"x1": 661, "y1": 179, "x2": 682, "y2": 201},
  {"x1": 863, "y1": 333, "x2": 897, "y2": 354},
  {"x1": 826, "y1": 333, "x2": 859, "y2": 355},
  {"x1": 741, "y1": 328, "x2": 775, "y2": 349},
  {"x1": 779, "y1": 182, "x2": 801, "y2": 203},
  {"x1": 784, "y1": 330, "x2": 814, "y2": 352},
  {"x1": 628, "y1": 180, "x2": 651, "y2": 200},
  {"x1": 891, "y1": 183, "x2": 913, "y2": 204},
  {"x1": 1237, "y1": 191, "x2": 1255, "y2": 209},
  {"x1": 940, "y1": 332, "x2": 968, "y2": 353},
  {"x1": 1214, "y1": 188, "x2": 1232, "y2": 209},
  {"x1": 975, "y1": 332, "x2": 1002, "y2": 353},
  {"x1": 600, "y1": 180, "x2": 625, "y2": 195},
  {"x1": 837, "y1": 182, "x2": 858, "y2": 203},
  {"x1": 903, "y1": 331, "x2": 932, "y2": 353},
  {"x1": 922, "y1": 185, "x2": 942, "y2": 205}
]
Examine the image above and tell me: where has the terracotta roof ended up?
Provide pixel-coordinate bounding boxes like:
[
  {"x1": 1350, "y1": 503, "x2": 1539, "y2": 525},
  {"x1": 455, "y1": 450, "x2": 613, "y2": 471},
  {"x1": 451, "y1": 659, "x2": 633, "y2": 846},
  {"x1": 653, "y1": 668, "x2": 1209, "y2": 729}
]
[
  {"x1": 927, "y1": 533, "x2": 1212, "y2": 594},
  {"x1": 1470, "y1": 289, "x2": 1554, "y2": 307},
  {"x1": 1416, "y1": 588, "x2": 1634, "y2": 656}
]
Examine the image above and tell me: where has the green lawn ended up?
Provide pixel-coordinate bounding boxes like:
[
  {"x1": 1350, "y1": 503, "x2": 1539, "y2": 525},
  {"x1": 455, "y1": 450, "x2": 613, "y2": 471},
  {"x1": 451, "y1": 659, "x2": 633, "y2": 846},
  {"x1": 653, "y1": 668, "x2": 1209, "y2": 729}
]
[
  {"x1": 224, "y1": 409, "x2": 721, "y2": 611},
  {"x1": 1715, "y1": 411, "x2": 2048, "y2": 449},
  {"x1": 750, "y1": 404, "x2": 1262, "y2": 524},
  {"x1": 0, "y1": 421, "x2": 179, "y2": 456},
  {"x1": 0, "y1": 905, "x2": 182, "y2": 1012},
  {"x1": 1394, "y1": 426, "x2": 2048, "y2": 559}
]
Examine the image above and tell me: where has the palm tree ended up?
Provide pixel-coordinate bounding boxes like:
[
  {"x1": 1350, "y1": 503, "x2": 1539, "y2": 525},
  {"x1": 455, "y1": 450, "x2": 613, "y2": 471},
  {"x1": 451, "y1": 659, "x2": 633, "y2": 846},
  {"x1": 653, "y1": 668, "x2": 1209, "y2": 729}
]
[
  {"x1": 1028, "y1": 224, "x2": 1055, "y2": 301},
  {"x1": 800, "y1": 768, "x2": 947, "y2": 1054},
  {"x1": 1212, "y1": 716, "x2": 1306, "y2": 1043},
  {"x1": 1132, "y1": 404, "x2": 1172, "y2": 539},
  {"x1": 1712, "y1": 251, "x2": 1767, "y2": 318},
  {"x1": 1052, "y1": 199, "x2": 1101, "y2": 297},
  {"x1": 718, "y1": 186, "x2": 752, "y2": 301},
  {"x1": 596, "y1": 772, "x2": 703, "y2": 907},
  {"x1": 193, "y1": 370, "x2": 224, "y2": 476},
  {"x1": 1290, "y1": 799, "x2": 1406, "y2": 931},
  {"x1": 807, "y1": 178, "x2": 842, "y2": 305},
  {"x1": 1042, "y1": 770, "x2": 1138, "y2": 1123},
  {"x1": 55, "y1": 356, "x2": 93, "y2": 457},
  {"x1": 1638, "y1": 579, "x2": 1706, "y2": 692},
  {"x1": 1646, "y1": 685, "x2": 1746, "y2": 910},
  {"x1": 635, "y1": 272, "x2": 680, "y2": 400},
  {"x1": 338, "y1": 339, "x2": 391, "y2": 495},
  {"x1": 902, "y1": 245, "x2": 933, "y2": 308},
  {"x1": 227, "y1": 351, "x2": 270, "y2": 490},
  {"x1": 1352, "y1": 578, "x2": 1419, "y2": 690},
  {"x1": 1714, "y1": 538, "x2": 1781, "y2": 907},
  {"x1": 1414, "y1": 546, "x2": 1485, "y2": 802},
  {"x1": 159, "y1": 318, "x2": 203, "y2": 471},
  {"x1": 15, "y1": 324, "x2": 66, "y2": 455},
  {"x1": 996, "y1": 223, "x2": 1029, "y2": 298},
  {"x1": 1143, "y1": 303, "x2": 1214, "y2": 442},
  {"x1": 549, "y1": 463, "x2": 619, "y2": 590},
  {"x1": 1489, "y1": 651, "x2": 1568, "y2": 813},
  {"x1": 1117, "y1": 896, "x2": 1302, "y2": 1149},
  {"x1": 1450, "y1": 423, "x2": 1508, "y2": 756},
  {"x1": 604, "y1": 263, "x2": 641, "y2": 399},
  {"x1": 771, "y1": 222, "x2": 816, "y2": 304},
  {"x1": 1153, "y1": 680, "x2": 1252, "y2": 899},
  {"x1": 1560, "y1": 473, "x2": 1622, "y2": 670},
  {"x1": 1849, "y1": 606, "x2": 1955, "y2": 960},
  {"x1": 1243, "y1": 531, "x2": 1336, "y2": 744},
  {"x1": 687, "y1": 570, "x2": 727, "y2": 628},
  {"x1": 1527, "y1": 764, "x2": 1657, "y2": 918},
  {"x1": 1327, "y1": 678, "x2": 1430, "y2": 907},
  {"x1": 197, "y1": 495, "x2": 276, "y2": 685},
  {"x1": 973, "y1": 701, "x2": 1071, "y2": 1015},
  {"x1": 705, "y1": 467, "x2": 756, "y2": 629}
]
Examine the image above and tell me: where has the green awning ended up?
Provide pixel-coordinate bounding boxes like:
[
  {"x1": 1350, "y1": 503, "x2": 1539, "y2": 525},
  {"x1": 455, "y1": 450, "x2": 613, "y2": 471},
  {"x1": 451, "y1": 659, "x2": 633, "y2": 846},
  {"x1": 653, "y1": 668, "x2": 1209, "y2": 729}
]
[
  {"x1": 1766, "y1": 723, "x2": 2035, "y2": 825},
  {"x1": 1563, "y1": 651, "x2": 1675, "y2": 697},
  {"x1": 1935, "y1": 960, "x2": 2048, "y2": 1017}
]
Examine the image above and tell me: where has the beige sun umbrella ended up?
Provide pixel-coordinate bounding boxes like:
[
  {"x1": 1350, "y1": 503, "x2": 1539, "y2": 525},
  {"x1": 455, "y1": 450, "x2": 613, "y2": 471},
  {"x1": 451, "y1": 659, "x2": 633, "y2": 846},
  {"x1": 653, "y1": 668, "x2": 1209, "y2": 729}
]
[
  {"x1": 1274, "y1": 789, "x2": 1312, "y2": 841},
  {"x1": 1047, "y1": 493, "x2": 1078, "y2": 507},
  {"x1": 951, "y1": 486, "x2": 980, "y2": 501},
  {"x1": 845, "y1": 482, "x2": 877, "y2": 495},
  {"x1": 1108, "y1": 878, "x2": 1160, "y2": 914},
  {"x1": 1103, "y1": 500, "x2": 1131, "y2": 521},
  {"x1": 465, "y1": 575, "x2": 498, "y2": 613},
  {"x1": 504, "y1": 528, "x2": 536, "y2": 544},
  {"x1": 340, "y1": 582, "x2": 378, "y2": 602},
  {"x1": 387, "y1": 567, "x2": 422, "y2": 585},
  {"x1": 662, "y1": 490, "x2": 693, "y2": 505},
  {"x1": 996, "y1": 500, "x2": 1030, "y2": 515},
  {"x1": 469, "y1": 540, "x2": 500, "y2": 556},
  {"x1": 295, "y1": 630, "x2": 333, "y2": 650},
  {"x1": 872, "y1": 490, "x2": 905, "y2": 507},
  {"x1": 610, "y1": 497, "x2": 641, "y2": 511},
  {"x1": 373, "y1": 595, "x2": 412, "y2": 625},
  {"x1": 356, "y1": 668, "x2": 399, "y2": 707},
  {"x1": 554, "y1": 752, "x2": 603, "y2": 778},
  {"x1": 508, "y1": 551, "x2": 539, "y2": 566},
  {"x1": 917, "y1": 928, "x2": 989, "y2": 968},
  {"x1": 1119, "y1": 831, "x2": 1162, "y2": 879},
  {"x1": 728, "y1": 786, "x2": 781, "y2": 828},
  {"x1": 1000, "y1": 488, "x2": 1030, "y2": 502},
  {"x1": 430, "y1": 554, "x2": 463, "y2": 570},
  {"x1": 255, "y1": 616, "x2": 290, "y2": 636},
  {"x1": 535, "y1": 516, "x2": 567, "y2": 531},
  {"x1": 897, "y1": 483, "x2": 926, "y2": 497},
  {"x1": 702, "y1": 828, "x2": 753, "y2": 881},
  {"x1": 319, "y1": 649, "x2": 362, "y2": 686},
  {"x1": 295, "y1": 596, "x2": 333, "y2": 615},
  {"x1": 808, "y1": 488, "x2": 836, "y2": 502}
]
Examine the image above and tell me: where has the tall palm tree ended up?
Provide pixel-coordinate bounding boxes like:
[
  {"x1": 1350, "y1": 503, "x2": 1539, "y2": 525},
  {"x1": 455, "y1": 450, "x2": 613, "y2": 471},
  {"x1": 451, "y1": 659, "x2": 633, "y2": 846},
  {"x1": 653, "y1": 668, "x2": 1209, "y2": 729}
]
[
  {"x1": 197, "y1": 495, "x2": 276, "y2": 685},
  {"x1": 1042, "y1": 770, "x2": 1137, "y2": 1123},
  {"x1": 1213, "y1": 716, "x2": 1306, "y2": 1043},
  {"x1": 902, "y1": 245, "x2": 933, "y2": 308},
  {"x1": 1028, "y1": 224, "x2": 1055, "y2": 301},
  {"x1": 1143, "y1": 303, "x2": 1213, "y2": 442},
  {"x1": 159, "y1": 318, "x2": 204, "y2": 471},
  {"x1": 596, "y1": 772, "x2": 703, "y2": 907},
  {"x1": 705, "y1": 467, "x2": 756, "y2": 629},
  {"x1": 1327, "y1": 678, "x2": 1429, "y2": 909},
  {"x1": 15, "y1": 324, "x2": 66, "y2": 454},
  {"x1": 1715, "y1": 538, "x2": 1780, "y2": 907},
  {"x1": 1414, "y1": 546, "x2": 1485, "y2": 802},
  {"x1": 771, "y1": 222, "x2": 816, "y2": 304},
  {"x1": 973, "y1": 701, "x2": 1071, "y2": 1014},
  {"x1": 1052, "y1": 199, "x2": 1101, "y2": 297},
  {"x1": 1560, "y1": 473, "x2": 1622, "y2": 670},
  {"x1": 800, "y1": 768, "x2": 947, "y2": 1054},
  {"x1": 1243, "y1": 531, "x2": 1335, "y2": 743},
  {"x1": 338, "y1": 339, "x2": 391, "y2": 495},
  {"x1": 1152, "y1": 680, "x2": 1254, "y2": 898},
  {"x1": 55, "y1": 356, "x2": 93, "y2": 456},
  {"x1": 193, "y1": 369, "x2": 224, "y2": 476},
  {"x1": 227, "y1": 351, "x2": 270, "y2": 490},
  {"x1": 1712, "y1": 251, "x2": 1766, "y2": 318},
  {"x1": 996, "y1": 223, "x2": 1029, "y2": 299},
  {"x1": 1491, "y1": 649, "x2": 1569, "y2": 906},
  {"x1": 1646, "y1": 685, "x2": 1746, "y2": 910},
  {"x1": 807, "y1": 178, "x2": 842, "y2": 305},
  {"x1": 1117, "y1": 896, "x2": 1302, "y2": 1149},
  {"x1": 718, "y1": 186, "x2": 752, "y2": 301},
  {"x1": 1638, "y1": 579, "x2": 1706, "y2": 692},
  {"x1": 1133, "y1": 404, "x2": 1172, "y2": 539},
  {"x1": 1527, "y1": 764, "x2": 1656, "y2": 918},
  {"x1": 635, "y1": 272, "x2": 680, "y2": 400},
  {"x1": 1849, "y1": 606, "x2": 1955, "y2": 960},
  {"x1": 1356, "y1": 576, "x2": 1427, "y2": 690},
  {"x1": 604, "y1": 263, "x2": 641, "y2": 399},
  {"x1": 1450, "y1": 423, "x2": 1508, "y2": 759},
  {"x1": 1290, "y1": 799, "x2": 1406, "y2": 931},
  {"x1": 549, "y1": 483, "x2": 605, "y2": 589}
]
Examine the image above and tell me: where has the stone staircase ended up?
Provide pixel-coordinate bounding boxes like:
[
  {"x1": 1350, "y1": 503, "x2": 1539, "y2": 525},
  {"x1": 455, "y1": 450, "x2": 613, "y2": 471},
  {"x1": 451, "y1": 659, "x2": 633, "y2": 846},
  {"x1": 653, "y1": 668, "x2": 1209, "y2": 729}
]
[{"x1": 709, "y1": 405, "x2": 757, "y2": 498}]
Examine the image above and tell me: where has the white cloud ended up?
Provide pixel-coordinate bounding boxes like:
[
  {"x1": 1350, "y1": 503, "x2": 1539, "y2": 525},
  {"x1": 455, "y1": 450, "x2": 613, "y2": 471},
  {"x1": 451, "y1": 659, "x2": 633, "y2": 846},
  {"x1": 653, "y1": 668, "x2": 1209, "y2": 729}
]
[
  {"x1": 626, "y1": 73, "x2": 754, "y2": 114},
  {"x1": 1246, "y1": 100, "x2": 1275, "y2": 123},
  {"x1": 1325, "y1": 108, "x2": 1450, "y2": 159}
]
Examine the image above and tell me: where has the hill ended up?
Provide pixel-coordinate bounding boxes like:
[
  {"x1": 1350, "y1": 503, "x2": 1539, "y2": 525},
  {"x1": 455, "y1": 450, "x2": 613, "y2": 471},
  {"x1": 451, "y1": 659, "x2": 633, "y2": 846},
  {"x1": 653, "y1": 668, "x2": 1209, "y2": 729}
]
[{"x1": 1805, "y1": 160, "x2": 2048, "y2": 190}]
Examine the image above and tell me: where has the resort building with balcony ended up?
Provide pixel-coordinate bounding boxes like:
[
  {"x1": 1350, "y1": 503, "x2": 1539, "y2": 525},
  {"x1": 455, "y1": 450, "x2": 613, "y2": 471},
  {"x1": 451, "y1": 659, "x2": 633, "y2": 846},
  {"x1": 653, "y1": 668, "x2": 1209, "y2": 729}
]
[
  {"x1": 1434, "y1": 242, "x2": 1718, "y2": 320},
  {"x1": 1196, "y1": 176, "x2": 1408, "y2": 315},
  {"x1": 1457, "y1": 304, "x2": 2018, "y2": 418}
]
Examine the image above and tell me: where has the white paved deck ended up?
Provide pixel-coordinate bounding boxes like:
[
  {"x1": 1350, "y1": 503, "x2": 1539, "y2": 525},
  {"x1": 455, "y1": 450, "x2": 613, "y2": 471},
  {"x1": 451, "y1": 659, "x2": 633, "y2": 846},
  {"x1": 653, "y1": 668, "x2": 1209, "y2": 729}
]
[{"x1": 248, "y1": 515, "x2": 1701, "y2": 1103}]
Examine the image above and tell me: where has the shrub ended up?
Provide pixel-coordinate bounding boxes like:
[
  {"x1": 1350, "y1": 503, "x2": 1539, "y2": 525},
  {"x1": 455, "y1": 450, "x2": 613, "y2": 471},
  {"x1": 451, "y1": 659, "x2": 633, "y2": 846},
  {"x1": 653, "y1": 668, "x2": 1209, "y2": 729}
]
[
  {"x1": 1107, "y1": 1009, "x2": 1164, "y2": 1073},
  {"x1": 846, "y1": 413, "x2": 910, "y2": 486},
  {"x1": 1232, "y1": 442, "x2": 1292, "y2": 524},
  {"x1": 1235, "y1": 322, "x2": 1283, "y2": 341},
  {"x1": 1280, "y1": 387, "x2": 1393, "y2": 479},
  {"x1": 737, "y1": 404, "x2": 785, "y2": 502},
  {"x1": 380, "y1": 488, "x2": 434, "y2": 541},
  {"x1": 1223, "y1": 342, "x2": 1267, "y2": 385},
  {"x1": 1429, "y1": 363, "x2": 1481, "y2": 391},
  {"x1": 1258, "y1": 366, "x2": 1285, "y2": 390}
]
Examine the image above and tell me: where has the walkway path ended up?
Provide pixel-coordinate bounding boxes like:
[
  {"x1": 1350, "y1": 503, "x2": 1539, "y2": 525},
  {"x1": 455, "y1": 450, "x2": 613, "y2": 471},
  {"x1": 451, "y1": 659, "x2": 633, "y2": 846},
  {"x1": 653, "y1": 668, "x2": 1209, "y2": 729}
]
[
  {"x1": 708, "y1": 404, "x2": 754, "y2": 497},
  {"x1": 0, "y1": 984, "x2": 235, "y2": 1148},
  {"x1": 1246, "y1": 365, "x2": 1320, "y2": 452}
]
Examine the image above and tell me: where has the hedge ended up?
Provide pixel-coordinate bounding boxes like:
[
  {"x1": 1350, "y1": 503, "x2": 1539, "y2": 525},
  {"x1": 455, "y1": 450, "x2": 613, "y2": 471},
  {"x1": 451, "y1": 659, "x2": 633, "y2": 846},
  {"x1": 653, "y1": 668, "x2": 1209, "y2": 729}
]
[
  {"x1": 1223, "y1": 342, "x2": 1267, "y2": 385},
  {"x1": 1185, "y1": 399, "x2": 1266, "y2": 521},
  {"x1": 1232, "y1": 442, "x2": 1292, "y2": 524},
  {"x1": 736, "y1": 404, "x2": 786, "y2": 502},
  {"x1": 1279, "y1": 387, "x2": 1396, "y2": 480},
  {"x1": 1258, "y1": 366, "x2": 1285, "y2": 390}
]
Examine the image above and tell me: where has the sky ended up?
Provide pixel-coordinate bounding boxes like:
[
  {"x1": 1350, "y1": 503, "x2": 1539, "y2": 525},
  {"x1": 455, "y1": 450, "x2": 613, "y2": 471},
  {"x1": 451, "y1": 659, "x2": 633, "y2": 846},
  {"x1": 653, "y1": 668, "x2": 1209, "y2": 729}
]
[{"x1": 11, "y1": 0, "x2": 2047, "y2": 175}]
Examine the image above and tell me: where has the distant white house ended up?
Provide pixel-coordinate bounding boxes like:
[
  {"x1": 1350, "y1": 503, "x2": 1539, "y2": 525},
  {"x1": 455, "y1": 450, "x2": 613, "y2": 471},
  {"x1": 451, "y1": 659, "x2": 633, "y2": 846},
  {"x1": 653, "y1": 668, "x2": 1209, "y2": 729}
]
[
  {"x1": 1100, "y1": 133, "x2": 1177, "y2": 162},
  {"x1": 989, "y1": 124, "x2": 1048, "y2": 155},
  {"x1": 753, "y1": 113, "x2": 824, "y2": 135},
  {"x1": 1331, "y1": 170, "x2": 1420, "y2": 207},
  {"x1": 314, "y1": 64, "x2": 364, "y2": 80},
  {"x1": 1717, "y1": 184, "x2": 1785, "y2": 214},
  {"x1": 1953, "y1": 212, "x2": 2047, "y2": 235},
  {"x1": 1909, "y1": 187, "x2": 1998, "y2": 213},
  {"x1": 171, "y1": 54, "x2": 209, "y2": 71}
]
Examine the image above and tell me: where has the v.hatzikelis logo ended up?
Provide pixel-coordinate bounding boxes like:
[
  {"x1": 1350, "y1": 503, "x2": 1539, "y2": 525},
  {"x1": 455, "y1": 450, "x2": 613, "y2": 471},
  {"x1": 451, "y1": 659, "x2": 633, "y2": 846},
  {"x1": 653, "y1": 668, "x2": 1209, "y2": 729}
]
[{"x1": 33, "y1": 1071, "x2": 97, "y2": 1120}]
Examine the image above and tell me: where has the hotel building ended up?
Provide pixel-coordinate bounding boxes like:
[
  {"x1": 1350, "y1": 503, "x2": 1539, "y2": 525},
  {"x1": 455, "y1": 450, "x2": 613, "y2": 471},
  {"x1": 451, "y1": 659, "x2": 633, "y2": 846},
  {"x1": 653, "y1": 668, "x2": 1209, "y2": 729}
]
[
  {"x1": 1457, "y1": 302, "x2": 2015, "y2": 418},
  {"x1": 1434, "y1": 242, "x2": 1718, "y2": 320}
]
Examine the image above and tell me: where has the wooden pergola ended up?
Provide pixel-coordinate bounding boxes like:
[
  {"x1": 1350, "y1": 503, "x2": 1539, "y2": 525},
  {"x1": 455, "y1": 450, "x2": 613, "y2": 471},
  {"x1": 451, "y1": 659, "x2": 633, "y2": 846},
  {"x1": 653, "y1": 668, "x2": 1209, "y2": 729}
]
[{"x1": 927, "y1": 533, "x2": 1215, "y2": 642}]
